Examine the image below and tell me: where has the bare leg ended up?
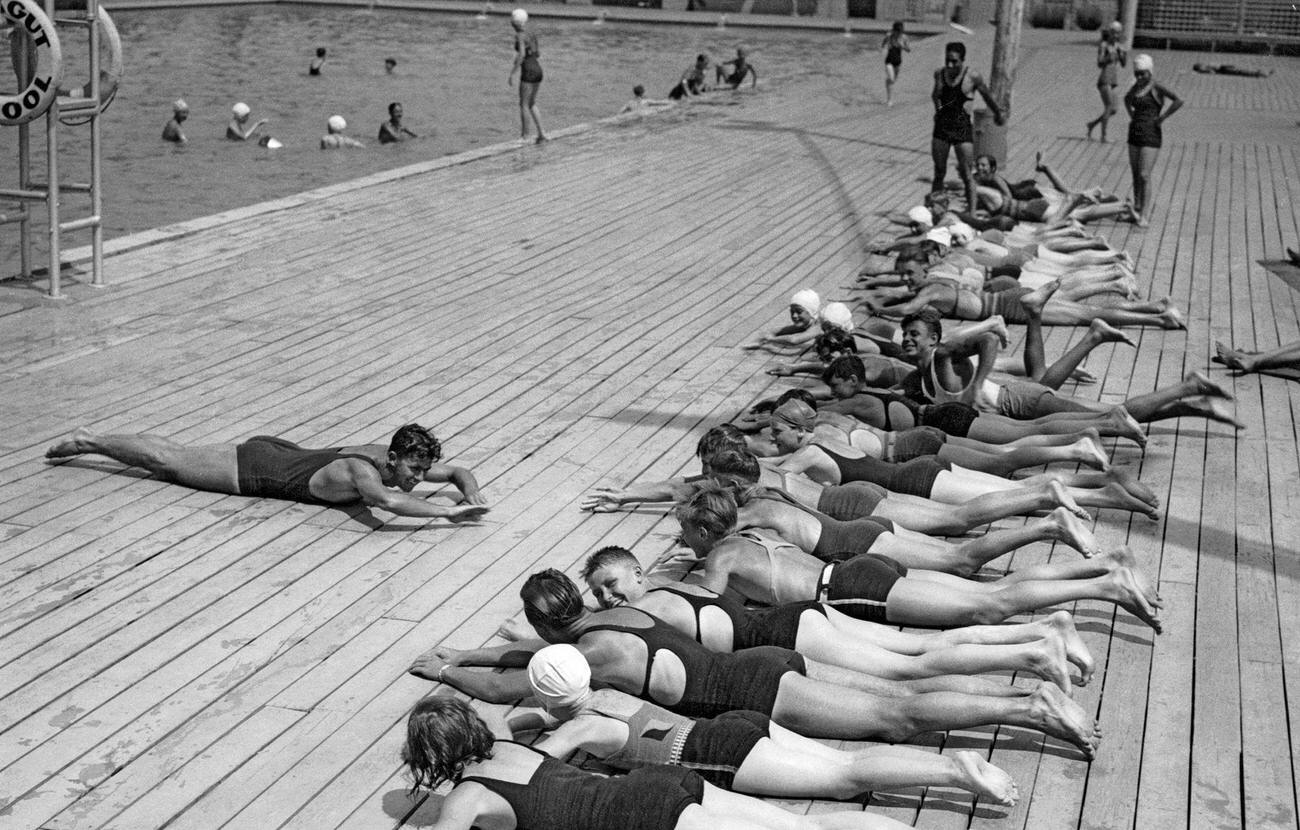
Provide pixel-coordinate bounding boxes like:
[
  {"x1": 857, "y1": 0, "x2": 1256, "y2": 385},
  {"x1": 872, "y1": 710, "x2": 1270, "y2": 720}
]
[
  {"x1": 873, "y1": 478, "x2": 1089, "y2": 535},
  {"x1": 46, "y1": 428, "x2": 240, "y2": 492},
  {"x1": 931, "y1": 137, "x2": 953, "y2": 195},
  {"x1": 873, "y1": 507, "x2": 1100, "y2": 574},
  {"x1": 805, "y1": 659, "x2": 1026, "y2": 698},
  {"x1": 1214, "y1": 340, "x2": 1300, "y2": 373},
  {"x1": 937, "y1": 440, "x2": 1108, "y2": 475},
  {"x1": 1120, "y1": 371, "x2": 1233, "y2": 421}
]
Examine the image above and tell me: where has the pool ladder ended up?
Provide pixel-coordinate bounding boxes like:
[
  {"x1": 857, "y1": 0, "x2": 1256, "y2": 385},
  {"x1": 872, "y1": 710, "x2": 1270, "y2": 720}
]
[{"x1": 1, "y1": 0, "x2": 108, "y2": 298}]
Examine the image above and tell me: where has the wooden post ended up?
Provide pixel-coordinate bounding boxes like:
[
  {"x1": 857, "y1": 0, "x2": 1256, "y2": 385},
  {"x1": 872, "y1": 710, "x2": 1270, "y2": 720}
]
[
  {"x1": 1120, "y1": 0, "x2": 1137, "y2": 50},
  {"x1": 988, "y1": 0, "x2": 1024, "y2": 117}
]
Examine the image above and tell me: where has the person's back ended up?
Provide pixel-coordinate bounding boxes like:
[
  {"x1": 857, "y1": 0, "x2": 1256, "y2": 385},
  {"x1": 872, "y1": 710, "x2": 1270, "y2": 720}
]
[{"x1": 705, "y1": 530, "x2": 822, "y2": 605}]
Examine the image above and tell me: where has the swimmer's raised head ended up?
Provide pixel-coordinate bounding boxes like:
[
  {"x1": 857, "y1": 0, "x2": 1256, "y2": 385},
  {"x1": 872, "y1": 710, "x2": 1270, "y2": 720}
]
[
  {"x1": 819, "y1": 302, "x2": 855, "y2": 333},
  {"x1": 906, "y1": 205, "x2": 933, "y2": 228},
  {"x1": 948, "y1": 221, "x2": 976, "y2": 245},
  {"x1": 790, "y1": 288, "x2": 821, "y2": 316},
  {"x1": 231, "y1": 102, "x2": 251, "y2": 118},
  {"x1": 172, "y1": 98, "x2": 189, "y2": 113},
  {"x1": 385, "y1": 57, "x2": 397, "y2": 70},
  {"x1": 892, "y1": 20, "x2": 904, "y2": 32},
  {"x1": 327, "y1": 114, "x2": 347, "y2": 132},
  {"x1": 633, "y1": 84, "x2": 645, "y2": 96},
  {"x1": 1108, "y1": 20, "x2": 1123, "y2": 32},
  {"x1": 316, "y1": 46, "x2": 327, "y2": 57},
  {"x1": 511, "y1": 8, "x2": 528, "y2": 25}
]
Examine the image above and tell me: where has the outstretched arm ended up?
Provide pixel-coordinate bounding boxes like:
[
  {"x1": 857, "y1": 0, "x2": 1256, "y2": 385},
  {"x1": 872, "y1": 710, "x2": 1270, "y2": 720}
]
[
  {"x1": 351, "y1": 463, "x2": 490, "y2": 519},
  {"x1": 426, "y1": 462, "x2": 486, "y2": 505},
  {"x1": 580, "y1": 477, "x2": 698, "y2": 511},
  {"x1": 972, "y1": 73, "x2": 1005, "y2": 124}
]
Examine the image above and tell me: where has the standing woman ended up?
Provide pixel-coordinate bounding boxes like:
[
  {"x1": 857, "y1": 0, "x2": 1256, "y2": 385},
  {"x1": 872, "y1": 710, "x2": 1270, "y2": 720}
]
[
  {"x1": 1085, "y1": 21, "x2": 1126, "y2": 141},
  {"x1": 881, "y1": 21, "x2": 910, "y2": 106},
  {"x1": 1124, "y1": 54, "x2": 1182, "y2": 227},
  {"x1": 509, "y1": 8, "x2": 547, "y2": 143}
]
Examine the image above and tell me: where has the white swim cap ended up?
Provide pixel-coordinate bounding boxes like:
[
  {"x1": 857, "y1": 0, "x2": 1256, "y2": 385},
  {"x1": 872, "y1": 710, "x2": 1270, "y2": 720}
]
[
  {"x1": 819, "y1": 302, "x2": 854, "y2": 333},
  {"x1": 1133, "y1": 53, "x2": 1153, "y2": 73},
  {"x1": 790, "y1": 289, "x2": 821, "y2": 316},
  {"x1": 925, "y1": 226, "x2": 953, "y2": 247},
  {"x1": 906, "y1": 206, "x2": 933, "y2": 228},
  {"x1": 231, "y1": 102, "x2": 251, "y2": 118},
  {"x1": 173, "y1": 98, "x2": 189, "y2": 113},
  {"x1": 527, "y1": 644, "x2": 591, "y2": 711},
  {"x1": 948, "y1": 222, "x2": 976, "y2": 245},
  {"x1": 328, "y1": 114, "x2": 347, "y2": 132},
  {"x1": 511, "y1": 8, "x2": 528, "y2": 24},
  {"x1": 1108, "y1": 20, "x2": 1123, "y2": 32}
]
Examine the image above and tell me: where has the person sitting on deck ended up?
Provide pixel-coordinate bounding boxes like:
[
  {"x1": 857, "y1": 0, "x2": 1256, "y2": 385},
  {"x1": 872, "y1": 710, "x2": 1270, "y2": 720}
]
[
  {"x1": 409, "y1": 568, "x2": 1102, "y2": 755},
  {"x1": 672, "y1": 484, "x2": 1164, "y2": 635},
  {"x1": 503, "y1": 643, "x2": 1022, "y2": 805},
  {"x1": 45, "y1": 423, "x2": 490, "y2": 520}
]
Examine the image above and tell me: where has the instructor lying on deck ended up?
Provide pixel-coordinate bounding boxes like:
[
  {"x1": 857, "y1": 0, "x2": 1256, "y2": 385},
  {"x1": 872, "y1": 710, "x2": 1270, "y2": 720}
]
[{"x1": 45, "y1": 423, "x2": 490, "y2": 521}]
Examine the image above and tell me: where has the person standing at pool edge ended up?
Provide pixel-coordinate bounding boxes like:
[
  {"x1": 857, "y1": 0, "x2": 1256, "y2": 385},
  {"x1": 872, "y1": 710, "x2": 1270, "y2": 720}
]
[
  {"x1": 931, "y1": 42, "x2": 1003, "y2": 211},
  {"x1": 227, "y1": 102, "x2": 267, "y2": 141},
  {"x1": 509, "y1": 8, "x2": 547, "y2": 144},
  {"x1": 1085, "y1": 21, "x2": 1125, "y2": 142},
  {"x1": 1124, "y1": 54, "x2": 1182, "y2": 228},
  {"x1": 162, "y1": 99, "x2": 188, "y2": 143}
]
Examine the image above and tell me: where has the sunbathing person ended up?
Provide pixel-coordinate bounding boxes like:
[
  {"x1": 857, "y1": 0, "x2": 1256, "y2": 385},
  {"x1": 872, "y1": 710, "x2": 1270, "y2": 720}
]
[
  {"x1": 1214, "y1": 339, "x2": 1300, "y2": 376},
  {"x1": 902, "y1": 305, "x2": 1243, "y2": 428},
  {"x1": 582, "y1": 428, "x2": 1103, "y2": 537},
  {"x1": 741, "y1": 289, "x2": 821, "y2": 352},
  {"x1": 972, "y1": 153, "x2": 1138, "y2": 224},
  {"x1": 581, "y1": 546, "x2": 1086, "y2": 688},
  {"x1": 768, "y1": 400, "x2": 1162, "y2": 516},
  {"x1": 410, "y1": 569, "x2": 1101, "y2": 754},
  {"x1": 674, "y1": 484, "x2": 1164, "y2": 634},
  {"x1": 508, "y1": 643, "x2": 1021, "y2": 805},
  {"x1": 401, "y1": 696, "x2": 904, "y2": 830},
  {"x1": 45, "y1": 423, "x2": 490, "y2": 520}
]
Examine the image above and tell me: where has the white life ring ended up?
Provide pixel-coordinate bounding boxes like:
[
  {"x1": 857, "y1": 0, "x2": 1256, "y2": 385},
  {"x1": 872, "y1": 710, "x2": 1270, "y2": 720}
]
[
  {"x1": 55, "y1": 5, "x2": 123, "y2": 123},
  {"x1": 1, "y1": 0, "x2": 64, "y2": 126}
]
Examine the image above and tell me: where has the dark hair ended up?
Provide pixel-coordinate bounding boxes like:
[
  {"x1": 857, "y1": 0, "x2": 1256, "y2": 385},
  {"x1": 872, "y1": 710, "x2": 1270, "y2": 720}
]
[
  {"x1": 316, "y1": 47, "x2": 327, "y2": 57},
  {"x1": 696, "y1": 423, "x2": 748, "y2": 459},
  {"x1": 892, "y1": 20, "x2": 904, "y2": 32},
  {"x1": 815, "y1": 329, "x2": 858, "y2": 361},
  {"x1": 521, "y1": 569, "x2": 586, "y2": 632},
  {"x1": 945, "y1": 42, "x2": 966, "y2": 59},
  {"x1": 633, "y1": 84, "x2": 645, "y2": 96},
  {"x1": 385, "y1": 57, "x2": 397, "y2": 65},
  {"x1": 697, "y1": 53, "x2": 708, "y2": 62},
  {"x1": 775, "y1": 388, "x2": 819, "y2": 409},
  {"x1": 702, "y1": 448, "x2": 761, "y2": 484},
  {"x1": 901, "y1": 306, "x2": 944, "y2": 340},
  {"x1": 924, "y1": 191, "x2": 951, "y2": 210},
  {"x1": 388, "y1": 424, "x2": 442, "y2": 463},
  {"x1": 402, "y1": 697, "x2": 495, "y2": 794},
  {"x1": 822, "y1": 354, "x2": 867, "y2": 385},
  {"x1": 388, "y1": 101, "x2": 402, "y2": 115},
  {"x1": 673, "y1": 481, "x2": 738, "y2": 541},
  {"x1": 582, "y1": 545, "x2": 639, "y2": 580},
  {"x1": 975, "y1": 154, "x2": 997, "y2": 172}
]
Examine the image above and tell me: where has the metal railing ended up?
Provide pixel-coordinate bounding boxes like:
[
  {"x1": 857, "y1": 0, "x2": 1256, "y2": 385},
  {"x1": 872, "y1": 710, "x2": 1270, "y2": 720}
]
[{"x1": 1135, "y1": 0, "x2": 1300, "y2": 42}]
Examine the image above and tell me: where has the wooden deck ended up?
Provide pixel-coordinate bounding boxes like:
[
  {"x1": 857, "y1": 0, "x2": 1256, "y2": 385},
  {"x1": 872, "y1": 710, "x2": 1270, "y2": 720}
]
[{"x1": 1, "y1": 25, "x2": 1298, "y2": 830}]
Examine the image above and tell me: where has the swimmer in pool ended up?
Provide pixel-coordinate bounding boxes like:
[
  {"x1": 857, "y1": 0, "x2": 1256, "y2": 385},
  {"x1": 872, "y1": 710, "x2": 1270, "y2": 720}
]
[
  {"x1": 509, "y1": 8, "x2": 547, "y2": 143},
  {"x1": 384, "y1": 57, "x2": 397, "y2": 74},
  {"x1": 45, "y1": 423, "x2": 490, "y2": 520},
  {"x1": 162, "y1": 99, "x2": 188, "y2": 144},
  {"x1": 715, "y1": 47, "x2": 757, "y2": 89},
  {"x1": 321, "y1": 114, "x2": 364, "y2": 149},
  {"x1": 378, "y1": 102, "x2": 417, "y2": 143},
  {"x1": 226, "y1": 102, "x2": 267, "y2": 141},
  {"x1": 309, "y1": 46, "x2": 326, "y2": 75},
  {"x1": 619, "y1": 84, "x2": 673, "y2": 114},
  {"x1": 669, "y1": 53, "x2": 710, "y2": 100}
]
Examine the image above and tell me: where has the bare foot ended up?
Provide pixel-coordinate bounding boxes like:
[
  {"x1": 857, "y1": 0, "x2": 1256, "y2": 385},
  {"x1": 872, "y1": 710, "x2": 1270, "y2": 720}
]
[
  {"x1": 1046, "y1": 505, "x2": 1102, "y2": 557},
  {"x1": 953, "y1": 751, "x2": 1019, "y2": 806},
  {"x1": 1184, "y1": 396, "x2": 1246, "y2": 430},
  {"x1": 1106, "y1": 467, "x2": 1160, "y2": 507},
  {"x1": 1030, "y1": 681, "x2": 1100, "y2": 758},
  {"x1": 1019, "y1": 280, "x2": 1061, "y2": 318},
  {"x1": 1159, "y1": 307, "x2": 1185, "y2": 329},
  {"x1": 1104, "y1": 547, "x2": 1163, "y2": 605},
  {"x1": 1083, "y1": 482, "x2": 1161, "y2": 520},
  {"x1": 1027, "y1": 631, "x2": 1074, "y2": 692},
  {"x1": 1106, "y1": 406, "x2": 1147, "y2": 447},
  {"x1": 1046, "y1": 610, "x2": 1094, "y2": 684},
  {"x1": 1110, "y1": 567, "x2": 1164, "y2": 633},
  {"x1": 1046, "y1": 478, "x2": 1092, "y2": 521},
  {"x1": 1071, "y1": 437, "x2": 1110, "y2": 471},
  {"x1": 1186, "y1": 369, "x2": 1233, "y2": 400},
  {"x1": 1087, "y1": 318, "x2": 1137, "y2": 348},
  {"x1": 45, "y1": 427, "x2": 94, "y2": 459},
  {"x1": 1213, "y1": 341, "x2": 1256, "y2": 371}
]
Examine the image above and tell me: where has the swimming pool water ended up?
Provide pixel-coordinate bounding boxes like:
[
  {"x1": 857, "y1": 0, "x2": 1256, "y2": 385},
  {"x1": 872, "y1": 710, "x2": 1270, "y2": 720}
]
[{"x1": 1, "y1": 5, "x2": 887, "y2": 278}]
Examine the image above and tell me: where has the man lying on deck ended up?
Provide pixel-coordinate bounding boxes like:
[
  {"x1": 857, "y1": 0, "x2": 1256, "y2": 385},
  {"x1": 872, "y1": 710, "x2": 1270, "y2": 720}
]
[{"x1": 45, "y1": 423, "x2": 490, "y2": 521}]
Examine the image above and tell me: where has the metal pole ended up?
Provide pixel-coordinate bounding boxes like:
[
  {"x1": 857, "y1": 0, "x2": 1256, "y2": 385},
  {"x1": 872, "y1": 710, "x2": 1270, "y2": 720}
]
[
  {"x1": 18, "y1": 118, "x2": 32, "y2": 279},
  {"x1": 46, "y1": 97, "x2": 61, "y2": 299},
  {"x1": 87, "y1": 0, "x2": 104, "y2": 286},
  {"x1": 1121, "y1": 0, "x2": 1137, "y2": 51}
]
